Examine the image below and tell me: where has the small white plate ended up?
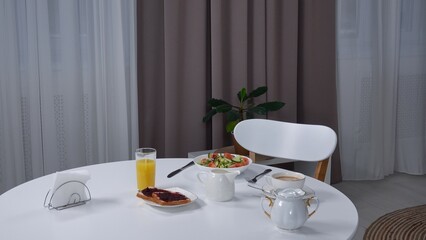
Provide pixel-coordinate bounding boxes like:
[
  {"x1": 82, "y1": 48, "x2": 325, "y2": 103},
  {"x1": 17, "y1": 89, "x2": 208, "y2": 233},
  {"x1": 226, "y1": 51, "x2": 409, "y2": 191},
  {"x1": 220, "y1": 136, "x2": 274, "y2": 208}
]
[
  {"x1": 262, "y1": 184, "x2": 315, "y2": 199},
  {"x1": 141, "y1": 187, "x2": 197, "y2": 208}
]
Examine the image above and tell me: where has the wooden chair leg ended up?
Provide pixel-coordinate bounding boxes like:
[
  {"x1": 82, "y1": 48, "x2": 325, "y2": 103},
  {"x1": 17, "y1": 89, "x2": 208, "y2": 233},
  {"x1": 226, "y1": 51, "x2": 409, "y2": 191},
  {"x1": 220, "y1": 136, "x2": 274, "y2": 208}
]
[
  {"x1": 249, "y1": 151, "x2": 256, "y2": 163},
  {"x1": 314, "y1": 158, "x2": 329, "y2": 182}
]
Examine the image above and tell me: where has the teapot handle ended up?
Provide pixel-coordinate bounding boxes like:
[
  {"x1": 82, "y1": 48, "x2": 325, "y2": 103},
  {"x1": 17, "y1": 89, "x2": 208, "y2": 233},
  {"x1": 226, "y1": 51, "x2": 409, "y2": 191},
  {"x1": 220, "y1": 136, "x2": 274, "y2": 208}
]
[
  {"x1": 260, "y1": 196, "x2": 274, "y2": 219},
  {"x1": 306, "y1": 196, "x2": 320, "y2": 218},
  {"x1": 197, "y1": 172, "x2": 208, "y2": 184}
]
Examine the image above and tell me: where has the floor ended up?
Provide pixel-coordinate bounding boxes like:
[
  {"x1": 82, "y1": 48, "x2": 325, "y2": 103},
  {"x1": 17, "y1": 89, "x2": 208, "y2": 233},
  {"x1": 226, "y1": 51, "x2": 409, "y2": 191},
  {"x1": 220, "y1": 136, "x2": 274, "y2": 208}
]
[{"x1": 333, "y1": 173, "x2": 426, "y2": 240}]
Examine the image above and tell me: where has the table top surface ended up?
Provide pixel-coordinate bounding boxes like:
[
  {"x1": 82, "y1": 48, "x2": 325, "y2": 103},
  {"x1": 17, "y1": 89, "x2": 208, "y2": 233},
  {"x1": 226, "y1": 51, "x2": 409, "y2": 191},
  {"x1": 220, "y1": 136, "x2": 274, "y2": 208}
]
[{"x1": 0, "y1": 159, "x2": 358, "y2": 240}]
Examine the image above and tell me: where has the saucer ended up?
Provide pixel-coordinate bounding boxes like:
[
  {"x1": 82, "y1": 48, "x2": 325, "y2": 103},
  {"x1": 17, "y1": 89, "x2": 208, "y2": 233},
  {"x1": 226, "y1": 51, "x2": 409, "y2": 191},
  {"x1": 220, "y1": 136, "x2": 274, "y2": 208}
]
[{"x1": 262, "y1": 184, "x2": 315, "y2": 199}]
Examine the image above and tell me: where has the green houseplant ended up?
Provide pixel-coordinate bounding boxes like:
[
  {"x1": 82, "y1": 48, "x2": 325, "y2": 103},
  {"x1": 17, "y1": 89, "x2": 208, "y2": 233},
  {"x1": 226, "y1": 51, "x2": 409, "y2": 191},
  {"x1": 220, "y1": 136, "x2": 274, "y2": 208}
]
[
  {"x1": 202, "y1": 86, "x2": 285, "y2": 155},
  {"x1": 203, "y1": 86, "x2": 285, "y2": 134}
]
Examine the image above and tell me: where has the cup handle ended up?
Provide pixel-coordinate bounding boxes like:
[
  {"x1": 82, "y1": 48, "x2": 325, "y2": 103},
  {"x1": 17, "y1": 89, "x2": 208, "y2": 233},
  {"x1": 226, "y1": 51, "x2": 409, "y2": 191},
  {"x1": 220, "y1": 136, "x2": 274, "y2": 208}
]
[
  {"x1": 197, "y1": 172, "x2": 207, "y2": 184},
  {"x1": 261, "y1": 196, "x2": 274, "y2": 219},
  {"x1": 305, "y1": 196, "x2": 320, "y2": 218}
]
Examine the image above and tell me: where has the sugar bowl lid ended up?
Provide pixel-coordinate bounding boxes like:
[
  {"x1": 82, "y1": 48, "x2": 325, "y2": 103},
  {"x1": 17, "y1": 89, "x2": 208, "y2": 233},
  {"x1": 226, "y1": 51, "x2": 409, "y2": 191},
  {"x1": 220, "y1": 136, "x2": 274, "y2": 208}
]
[{"x1": 276, "y1": 188, "x2": 306, "y2": 199}]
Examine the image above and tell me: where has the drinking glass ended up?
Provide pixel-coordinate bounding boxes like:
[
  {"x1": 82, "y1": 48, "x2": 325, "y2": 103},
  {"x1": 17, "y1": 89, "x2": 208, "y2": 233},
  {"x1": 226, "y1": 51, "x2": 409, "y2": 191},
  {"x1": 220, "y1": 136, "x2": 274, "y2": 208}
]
[{"x1": 135, "y1": 148, "x2": 156, "y2": 190}]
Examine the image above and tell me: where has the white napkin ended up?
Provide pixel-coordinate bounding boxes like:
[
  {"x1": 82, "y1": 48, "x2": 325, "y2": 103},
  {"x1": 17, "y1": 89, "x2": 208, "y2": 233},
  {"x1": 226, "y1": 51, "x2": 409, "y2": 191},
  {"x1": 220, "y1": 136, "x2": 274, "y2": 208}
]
[{"x1": 50, "y1": 169, "x2": 91, "y2": 208}]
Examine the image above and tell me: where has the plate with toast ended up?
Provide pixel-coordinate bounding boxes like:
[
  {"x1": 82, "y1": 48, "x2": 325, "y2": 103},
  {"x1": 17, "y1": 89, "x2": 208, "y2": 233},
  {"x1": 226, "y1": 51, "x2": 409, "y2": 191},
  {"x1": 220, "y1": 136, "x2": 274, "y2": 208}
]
[{"x1": 137, "y1": 187, "x2": 197, "y2": 208}]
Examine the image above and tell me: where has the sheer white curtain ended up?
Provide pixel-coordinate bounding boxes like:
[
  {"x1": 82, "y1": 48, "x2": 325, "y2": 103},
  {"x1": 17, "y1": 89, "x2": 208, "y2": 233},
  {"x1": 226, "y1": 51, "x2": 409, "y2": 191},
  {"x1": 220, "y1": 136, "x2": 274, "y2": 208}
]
[
  {"x1": 0, "y1": 0, "x2": 138, "y2": 193},
  {"x1": 337, "y1": 0, "x2": 426, "y2": 180}
]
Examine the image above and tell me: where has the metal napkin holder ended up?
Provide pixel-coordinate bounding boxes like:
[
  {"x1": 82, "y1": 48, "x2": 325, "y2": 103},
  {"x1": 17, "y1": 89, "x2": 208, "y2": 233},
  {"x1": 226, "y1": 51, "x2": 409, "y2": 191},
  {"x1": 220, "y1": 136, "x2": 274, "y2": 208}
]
[{"x1": 44, "y1": 180, "x2": 92, "y2": 210}]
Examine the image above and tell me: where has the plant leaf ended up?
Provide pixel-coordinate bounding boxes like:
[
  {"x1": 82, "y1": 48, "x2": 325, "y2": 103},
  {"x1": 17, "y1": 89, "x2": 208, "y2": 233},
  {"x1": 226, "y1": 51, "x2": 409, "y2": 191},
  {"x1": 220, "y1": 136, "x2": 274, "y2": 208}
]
[
  {"x1": 248, "y1": 86, "x2": 267, "y2": 98},
  {"x1": 202, "y1": 109, "x2": 217, "y2": 122},
  {"x1": 246, "y1": 111, "x2": 254, "y2": 119},
  {"x1": 257, "y1": 101, "x2": 285, "y2": 111},
  {"x1": 226, "y1": 120, "x2": 239, "y2": 133},
  {"x1": 226, "y1": 110, "x2": 240, "y2": 122},
  {"x1": 215, "y1": 104, "x2": 232, "y2": 113},
  {"x1": 248, "y1": 106, "x2": 267, "y2": 115},
  {"x1": 237, "y1": 88, "x2": 247, "y2": 102},
  {"x1": 208, "y1": 98, "x2": 230, "y2": 107}
]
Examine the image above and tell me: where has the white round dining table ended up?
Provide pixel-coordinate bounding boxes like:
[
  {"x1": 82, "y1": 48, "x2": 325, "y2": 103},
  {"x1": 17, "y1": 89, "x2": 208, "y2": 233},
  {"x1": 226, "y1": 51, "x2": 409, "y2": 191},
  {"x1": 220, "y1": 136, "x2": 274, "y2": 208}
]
[{"x1": 0, "y1": 159, "x2": 358, "y2": 240}]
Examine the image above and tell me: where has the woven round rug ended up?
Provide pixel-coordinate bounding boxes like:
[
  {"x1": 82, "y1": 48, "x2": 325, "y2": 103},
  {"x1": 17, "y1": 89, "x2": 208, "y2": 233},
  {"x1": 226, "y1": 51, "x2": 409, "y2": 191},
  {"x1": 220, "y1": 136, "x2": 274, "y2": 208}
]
[{"x1": 364, "y1": 204, "x2": 426, "y2": 240}]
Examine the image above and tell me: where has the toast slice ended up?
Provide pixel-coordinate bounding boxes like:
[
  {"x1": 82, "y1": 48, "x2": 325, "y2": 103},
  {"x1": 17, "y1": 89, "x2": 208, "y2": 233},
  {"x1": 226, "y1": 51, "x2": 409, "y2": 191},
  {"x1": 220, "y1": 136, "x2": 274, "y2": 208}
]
[{"x1": 137, "y1": 187, "x2": 191, "y2": 206}]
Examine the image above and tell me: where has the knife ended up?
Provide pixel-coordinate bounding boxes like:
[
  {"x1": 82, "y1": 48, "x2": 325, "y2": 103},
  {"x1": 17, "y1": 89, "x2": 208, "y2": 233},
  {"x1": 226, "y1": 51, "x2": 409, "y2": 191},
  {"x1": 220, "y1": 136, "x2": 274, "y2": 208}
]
[{"x1": 167, "y1": 161, "x2": 195, "y2": 178}]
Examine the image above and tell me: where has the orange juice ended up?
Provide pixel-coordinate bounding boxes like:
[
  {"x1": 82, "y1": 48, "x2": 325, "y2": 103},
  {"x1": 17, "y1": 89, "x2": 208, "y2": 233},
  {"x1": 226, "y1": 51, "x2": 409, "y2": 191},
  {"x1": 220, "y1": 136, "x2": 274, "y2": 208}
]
[{"x1": 136, "y1": 159, "x2": 156, "y2": 190}]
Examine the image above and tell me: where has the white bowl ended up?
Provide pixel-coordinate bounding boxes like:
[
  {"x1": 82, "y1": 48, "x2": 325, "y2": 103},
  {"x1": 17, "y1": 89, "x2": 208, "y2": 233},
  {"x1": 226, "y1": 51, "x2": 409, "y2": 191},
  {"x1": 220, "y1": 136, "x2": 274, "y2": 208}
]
[{"x1": 193, "y1": 153, "x2": 252, "y2": 173}]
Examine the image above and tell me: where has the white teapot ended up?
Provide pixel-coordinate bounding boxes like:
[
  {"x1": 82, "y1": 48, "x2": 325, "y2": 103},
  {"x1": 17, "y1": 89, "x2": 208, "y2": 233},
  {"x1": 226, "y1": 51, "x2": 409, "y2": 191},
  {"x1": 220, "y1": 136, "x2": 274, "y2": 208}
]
[
  {"x1": 262, "y1": 188, "x2": 319, "y2": 230},
  {"x1": 197, "y1": 169, "x2": 240, "y2": 202}
]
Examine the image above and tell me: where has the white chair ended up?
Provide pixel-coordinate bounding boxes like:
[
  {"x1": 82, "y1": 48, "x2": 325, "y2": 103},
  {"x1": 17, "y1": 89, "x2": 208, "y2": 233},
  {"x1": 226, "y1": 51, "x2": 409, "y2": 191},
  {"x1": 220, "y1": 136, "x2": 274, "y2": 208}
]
[{"x1": 233, "y1": 119, "x2": 337, "y2": 182}]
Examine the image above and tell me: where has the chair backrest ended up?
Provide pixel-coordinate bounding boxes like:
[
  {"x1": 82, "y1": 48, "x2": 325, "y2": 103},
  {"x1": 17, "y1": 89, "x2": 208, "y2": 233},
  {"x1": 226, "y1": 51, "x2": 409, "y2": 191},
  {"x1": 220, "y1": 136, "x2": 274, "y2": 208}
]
[{"x1": 233, "y1": 119, "x2": 337, "y2": 181}]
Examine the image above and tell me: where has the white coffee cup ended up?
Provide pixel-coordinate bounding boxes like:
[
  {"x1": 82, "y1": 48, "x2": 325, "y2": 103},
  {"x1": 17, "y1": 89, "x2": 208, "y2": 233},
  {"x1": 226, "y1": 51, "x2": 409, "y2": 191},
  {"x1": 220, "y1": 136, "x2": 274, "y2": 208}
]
[{"x1": 265, "y1": 170, "x2": 305, "y2": 190}]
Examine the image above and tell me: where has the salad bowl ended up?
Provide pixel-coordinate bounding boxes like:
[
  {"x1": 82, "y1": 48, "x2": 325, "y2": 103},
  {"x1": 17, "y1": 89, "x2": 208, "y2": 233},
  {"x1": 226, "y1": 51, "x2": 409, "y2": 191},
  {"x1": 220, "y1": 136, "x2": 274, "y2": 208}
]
[{"x1": 193, "y1": 153, "x2": 252, "y2": 173}]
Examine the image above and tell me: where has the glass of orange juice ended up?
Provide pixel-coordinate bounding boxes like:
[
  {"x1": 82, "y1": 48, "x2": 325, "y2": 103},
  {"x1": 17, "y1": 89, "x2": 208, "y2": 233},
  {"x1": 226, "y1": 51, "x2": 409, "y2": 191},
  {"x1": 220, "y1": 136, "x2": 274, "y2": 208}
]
[{"x1": 135, "y1": 148, "x2": 156, "y2": 190}]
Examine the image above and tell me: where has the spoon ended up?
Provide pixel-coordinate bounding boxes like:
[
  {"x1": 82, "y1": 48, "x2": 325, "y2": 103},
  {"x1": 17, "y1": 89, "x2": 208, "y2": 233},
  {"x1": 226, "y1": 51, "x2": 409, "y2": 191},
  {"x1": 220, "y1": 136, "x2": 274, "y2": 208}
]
[{"x1": 248, "y1": 169, "x2": 272, "y2": 184}]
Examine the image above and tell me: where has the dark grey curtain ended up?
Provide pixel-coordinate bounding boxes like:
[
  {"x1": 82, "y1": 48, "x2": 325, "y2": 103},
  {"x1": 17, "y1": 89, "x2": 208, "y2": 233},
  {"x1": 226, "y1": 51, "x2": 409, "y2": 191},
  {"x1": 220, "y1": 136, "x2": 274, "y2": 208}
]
[{"x1": 136, "y1": 0, "x2": 341, "y2": 183}]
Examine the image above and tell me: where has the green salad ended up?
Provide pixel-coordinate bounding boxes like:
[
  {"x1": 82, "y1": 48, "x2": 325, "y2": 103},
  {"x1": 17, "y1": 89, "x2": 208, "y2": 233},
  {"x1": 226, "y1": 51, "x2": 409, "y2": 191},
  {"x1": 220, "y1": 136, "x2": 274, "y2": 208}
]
[{"x1": 199, "y1": 153, "x2": 250, "y2": 168}]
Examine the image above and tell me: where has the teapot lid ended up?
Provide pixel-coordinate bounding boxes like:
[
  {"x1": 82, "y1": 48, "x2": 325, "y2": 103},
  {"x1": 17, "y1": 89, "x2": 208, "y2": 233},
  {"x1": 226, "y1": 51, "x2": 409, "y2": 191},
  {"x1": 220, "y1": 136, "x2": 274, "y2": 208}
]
[{"x1": 276, "y1": 188, "x2": 305, "y2": 199}]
